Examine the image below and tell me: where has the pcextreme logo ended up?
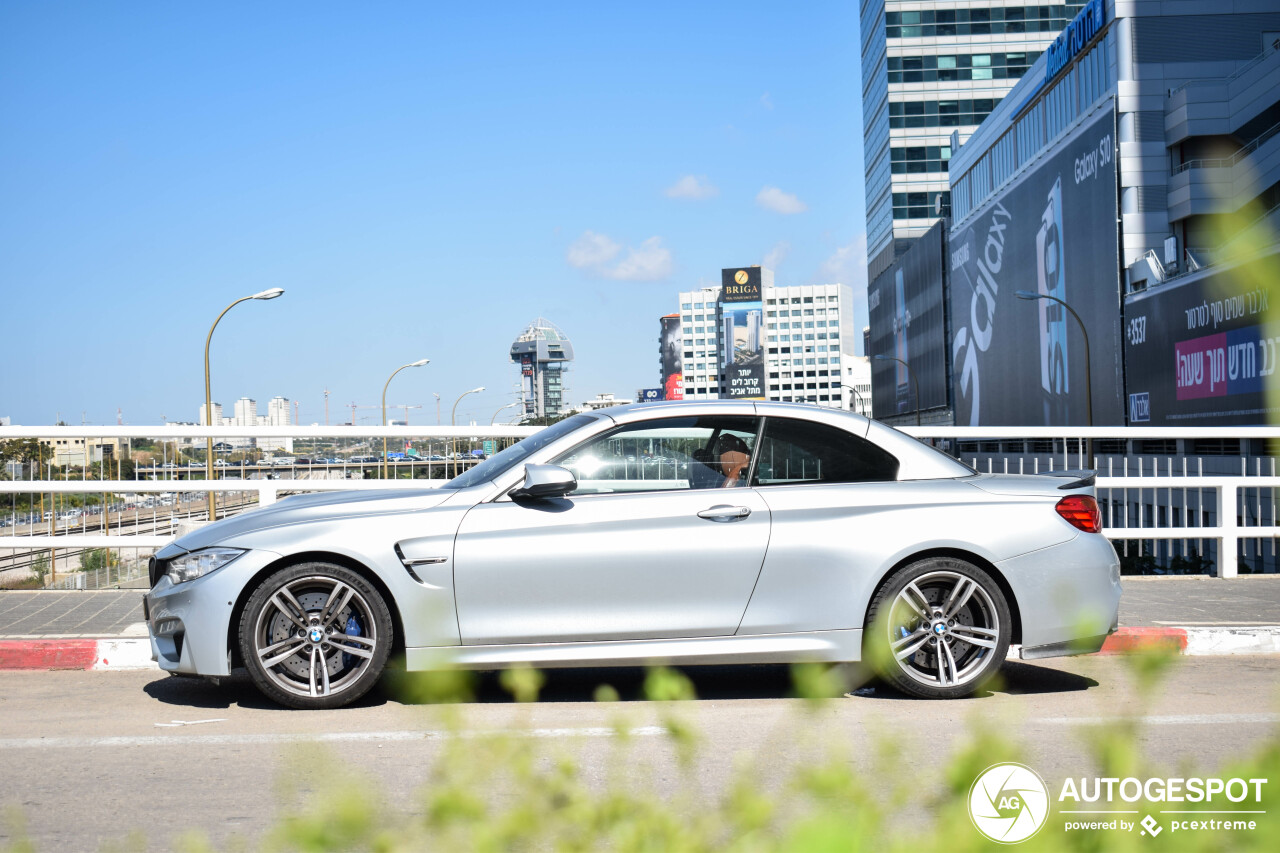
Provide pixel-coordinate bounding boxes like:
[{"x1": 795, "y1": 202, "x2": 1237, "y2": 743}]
[{"x1": 969, "y1": 763, "x2": 1051, "y2": 843}]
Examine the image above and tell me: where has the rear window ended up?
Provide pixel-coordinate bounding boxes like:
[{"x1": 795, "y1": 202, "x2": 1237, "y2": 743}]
[{"x1": 751, "y1": 418, "x2": 899, "y2": 486}]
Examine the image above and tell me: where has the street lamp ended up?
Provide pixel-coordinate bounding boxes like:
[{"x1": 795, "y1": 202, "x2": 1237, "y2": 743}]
[
  {"x1": 451, "y1": 387, "x2": 484, "y2": 477},
  {"x1": 873, "y1": 354, "x2": 920, "y2": 426},
  {"x1": 1015, "y1": 290, "x2": 1093, "y2": 463},
  {"x1": 491, "y1": 401, "x2": 520, "y2": 425},
  {"x1": 204, "y1": 288, "x2": 284, "y2": 521},
  {"x1": 382, "y1": 359, "x2": 430, "y2": 479}
]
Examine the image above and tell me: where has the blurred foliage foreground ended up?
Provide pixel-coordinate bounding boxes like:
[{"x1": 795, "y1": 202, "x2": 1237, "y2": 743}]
[{"x1": 4, "y1": 652, "x2": 1279, "y2": 852}]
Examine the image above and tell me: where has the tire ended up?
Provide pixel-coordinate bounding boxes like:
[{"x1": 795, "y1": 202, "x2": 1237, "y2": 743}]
[
  {"x1": 864, "y1": 557, "x2": 1011, "y2": 699},
  {"x1": 239, "y1": 562, "x2": 393, "y2": 709}
]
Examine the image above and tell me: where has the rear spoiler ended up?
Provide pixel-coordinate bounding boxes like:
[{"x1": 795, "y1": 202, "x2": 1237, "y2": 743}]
[{"x1": 1044, "y1": 469, "x2": 1096, "y2": 490}]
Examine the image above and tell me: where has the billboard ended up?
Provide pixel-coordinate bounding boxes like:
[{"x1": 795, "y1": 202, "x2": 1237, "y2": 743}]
[
  {"x1": 639, "y1": 388, "x2": 664, "y2": 402},
  {"x1": 1123, "y1": 249, "x2": 1280, "y2": 425},
  {"x1": 719, "y1": 267, "x2": 765, "y2": 399},
  {"x1": 949, "y1": 100, "x2": 1124, "y2": 425},
  {"x1": 868, "y1": 221, "x2": 949, "y2": 418},
  {"x1": 659, "y1": 314, "x2": 683, "y2": 400},
  {"x1": 716, "y1": 266, "x2": 762, "y2": 399}
]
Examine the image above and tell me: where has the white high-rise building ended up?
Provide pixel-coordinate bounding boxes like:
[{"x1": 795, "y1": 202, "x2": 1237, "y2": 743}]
[
  {"x1": 842, "y1": 355, "x2": 873, "y2": 419},
  {"x1": 198, "y1": 402, "x2": 222, "y2": 425},
  {"x1": 671, "y1": 275, "x2": 859, "y2": 409},
  {"x1": 258, "y1": 396, "x2": 294, "y2": 452},
  {"x1": 233, "y1": 397, "x2": 258, "y2": 426},
  {"x1": 762, "y1": 283, "x2": 858, "y2": 407},
  {"x1": 266, "y1": 396, "x2": 291, "y2": 426},
  {"x1": 675, "y1": 286, "x2": 724, "y2": 399}
]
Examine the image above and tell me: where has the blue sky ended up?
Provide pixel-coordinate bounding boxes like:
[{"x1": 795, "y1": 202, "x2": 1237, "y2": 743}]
[{"x1": 0, "y1": 1, "x2": 865, "y2": 427}]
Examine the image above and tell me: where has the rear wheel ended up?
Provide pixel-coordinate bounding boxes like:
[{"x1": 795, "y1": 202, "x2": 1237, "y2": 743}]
[
  {"x1": 865, "y1": 558, "x2": 1010, "y2": 699},
  {"x1": 240, "y1": 563, "x2": 393, "y2": 709}
]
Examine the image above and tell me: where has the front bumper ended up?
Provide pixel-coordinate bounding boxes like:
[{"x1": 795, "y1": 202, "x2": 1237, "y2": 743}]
[{"x1": 145, "y1": 548, "x2": 281, "y2": 676}]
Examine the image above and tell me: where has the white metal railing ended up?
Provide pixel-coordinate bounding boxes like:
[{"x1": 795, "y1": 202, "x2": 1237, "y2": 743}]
[
  {"x1": 0, "y1": 425, "x2": 536, "y2": 586},
  {"x1": 2, "y1": 424, "x2": 1278, "y2": 580},
  {"x1": 910, "y1": 425, "x2": 1280, "y2": 579}
]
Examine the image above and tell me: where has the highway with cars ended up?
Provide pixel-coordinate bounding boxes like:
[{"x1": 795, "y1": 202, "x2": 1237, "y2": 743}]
[
  {"x1": 1, "y1": 656, "x2": 1277, "y2": 851},
  {"x1": 129, "y1": 453, "x2": 485, "y2": 480},
  {"x1": 0, "y1": 493, "x2": 258, "y2": 583}
]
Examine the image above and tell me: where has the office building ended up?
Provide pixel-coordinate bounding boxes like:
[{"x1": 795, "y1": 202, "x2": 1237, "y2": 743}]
[
  {"x1": 844, "y1": 355, "x2": 874, "y2": 418},
  {"x1": 259, "y1": 396, "x2": 294, "y2": 453},
  {"x1": 266, "y1": 396, "x2": 291, "y2": 426},
  {"x1": 673, "y1": 287, "x2": 725, "y2": 399},
  {"x1": 232, "y1": 397, "x2": 257, "y2": 426},
  {"x1": 944, "y1": 0, "x2": 1279, "y2": 428},
  {"x1": 860, "y1": 1, "x2": 1087, "y2": 281},
  {"x1": 669, "y1": 268, "x2": 860, "y2": 408},
  {"x1": 866, "y1": 220, "x2": 955, "y2": 425},
  {"x1": 39, "y1": 437, "x2": 127, "y2": 468},
  {"x1": 510, "y1": 318, "x2": 574, "y2": 420},
  {"x1": 198, "y1": 402, "x2": 222, "y2": 426}
]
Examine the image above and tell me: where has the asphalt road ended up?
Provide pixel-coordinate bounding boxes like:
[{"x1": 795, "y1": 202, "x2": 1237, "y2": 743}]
[{"x1": 2, "y1": 656, "x2": 1278, "y2": 851}]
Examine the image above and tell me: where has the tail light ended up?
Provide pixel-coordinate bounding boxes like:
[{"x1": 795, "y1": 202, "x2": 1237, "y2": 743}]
[{"x1": 1056, "y1": 495, "x2": 1101, "y2": 533}]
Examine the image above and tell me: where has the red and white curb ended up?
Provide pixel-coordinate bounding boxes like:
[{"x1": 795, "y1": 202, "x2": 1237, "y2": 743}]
[
  {"x1": 1, "y1": 627, "x2": 1279, "y2": 671},
  {"x1": 0, "y1": 638, "x2": 155, "y2": 671},
  {"x1": 1089, "y1": 626, "x2": 1280, "y2": 656}
]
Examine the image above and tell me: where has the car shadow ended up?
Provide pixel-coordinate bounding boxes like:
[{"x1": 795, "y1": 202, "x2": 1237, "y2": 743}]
[
  {"x1": 849, "y1": 660, "x2": 1099, "y2": 701},
  {"x1": 378, "y1": 663, "x2": 812, "y2": 705},
  {"x1": 146, "y1": 660, "x2": 1098, "y2": 710},
  {"x1": 143, "y1": 670, "x2": 391, "y2": 711},
  {"x1": 381, "y1": 658, "x2": 1099, "y2": 705}
]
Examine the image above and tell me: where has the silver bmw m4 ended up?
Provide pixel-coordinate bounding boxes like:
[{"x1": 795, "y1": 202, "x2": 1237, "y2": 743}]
[{"x1": 145, "y1": 401, "x2": 1121, "y2": 709}]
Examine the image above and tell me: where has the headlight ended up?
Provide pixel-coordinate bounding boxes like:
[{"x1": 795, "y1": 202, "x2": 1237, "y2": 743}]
[{"x1": 167, "y1": 547, "x2": 245, "y2": 583}]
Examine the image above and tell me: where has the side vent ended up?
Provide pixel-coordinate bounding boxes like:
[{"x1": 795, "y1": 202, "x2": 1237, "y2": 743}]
[{"x1": 394, "y1": 543, "x2": 447, "y2": 585}]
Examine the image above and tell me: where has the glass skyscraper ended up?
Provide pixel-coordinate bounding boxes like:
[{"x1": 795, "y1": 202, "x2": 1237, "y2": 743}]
[{"x1": 861, "y1": 1, "x2": 1085, "y2": 280}]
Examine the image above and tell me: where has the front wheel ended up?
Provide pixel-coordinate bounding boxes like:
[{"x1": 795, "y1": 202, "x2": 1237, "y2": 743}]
[
  {"x1": 865, "y1": 558, "x2": 1011, "y2": 699},
  {"x1": 240, "y1": 563, "x2": 393, "y2": 709}
]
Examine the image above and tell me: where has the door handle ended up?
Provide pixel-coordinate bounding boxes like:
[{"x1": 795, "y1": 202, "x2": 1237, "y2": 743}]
[{"x1": 697, "y1": 505, "x2": 751, "y2": 521}]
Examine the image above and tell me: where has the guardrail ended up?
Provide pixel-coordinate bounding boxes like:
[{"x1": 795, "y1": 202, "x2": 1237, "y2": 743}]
[
  {"x1": 911, "y1": 425, "x2": 1280, "y2": 579},
  {"x1": 1170, "y1": 120, "x2": 1280, "y2": 175},
  {"x1": 1, "y1": 424, "x2": 1277, "y2": 581},
  {"x1": 0, "y1": 425, "x2": 536, "y2": 587}
]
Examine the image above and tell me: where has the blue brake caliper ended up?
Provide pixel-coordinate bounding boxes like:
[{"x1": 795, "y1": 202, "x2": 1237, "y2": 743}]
[{"x1": 343, "y1": 615, "x2": 362, "y2": 669}]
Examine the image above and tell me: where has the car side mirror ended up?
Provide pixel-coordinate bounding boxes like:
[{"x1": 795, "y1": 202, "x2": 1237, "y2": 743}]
[{"x1": 509, "y1": 464, "x2": 577, "y2": 500}]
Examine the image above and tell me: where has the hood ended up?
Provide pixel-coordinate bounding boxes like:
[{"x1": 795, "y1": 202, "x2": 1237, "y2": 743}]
[{"x1": 162, "y1": 488, "x2": 453, "y2": 555}]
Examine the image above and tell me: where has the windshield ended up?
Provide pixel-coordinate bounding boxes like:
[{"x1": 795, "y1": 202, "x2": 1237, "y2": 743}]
[{"x1": 441, "y1": 414, "x2": 600, "y2": 489}]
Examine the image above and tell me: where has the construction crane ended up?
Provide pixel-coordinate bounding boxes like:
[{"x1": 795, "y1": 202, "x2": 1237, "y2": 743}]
[
  {"x1": 390, "y1": 404, "x2": 422, "y2": 425},
  {"x1": 345, "y1": 403, "x2": 423, "y2": 425}
]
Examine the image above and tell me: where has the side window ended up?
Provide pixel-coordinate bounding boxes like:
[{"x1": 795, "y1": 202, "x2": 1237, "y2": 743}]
[
  {"x1": 752, "y1": 418, "x2": 898, "y2": 486},
  {"x1": 553, "y1": 416, "x2": 760, "y2": 495}
]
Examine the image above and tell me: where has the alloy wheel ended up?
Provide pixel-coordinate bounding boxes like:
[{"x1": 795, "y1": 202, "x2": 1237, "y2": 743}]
[
  {"x1": 885, "y1": 569, "x2": 1002, "y2": 689},
  {"x1": 250, "y1": 574, "x2": 381, "y2": 700}
]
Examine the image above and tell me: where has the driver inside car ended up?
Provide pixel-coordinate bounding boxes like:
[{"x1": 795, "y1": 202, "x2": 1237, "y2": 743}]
[{"x1": 716, "y1": 433, "x2": 751, "y2": 488}]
